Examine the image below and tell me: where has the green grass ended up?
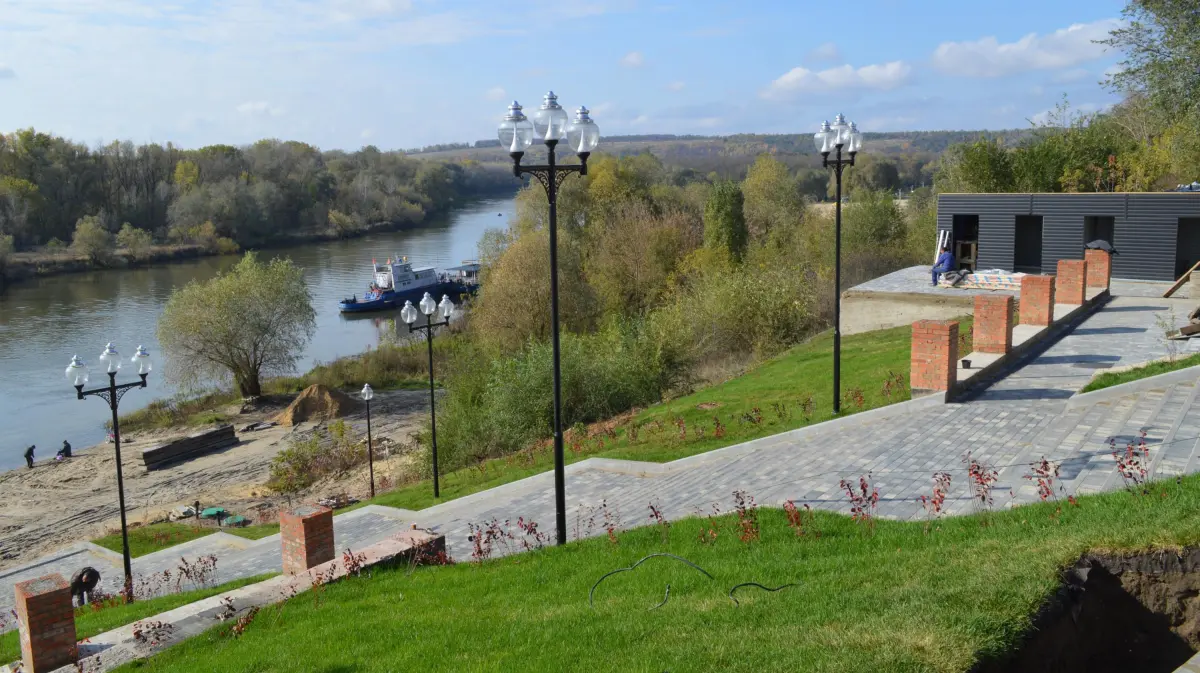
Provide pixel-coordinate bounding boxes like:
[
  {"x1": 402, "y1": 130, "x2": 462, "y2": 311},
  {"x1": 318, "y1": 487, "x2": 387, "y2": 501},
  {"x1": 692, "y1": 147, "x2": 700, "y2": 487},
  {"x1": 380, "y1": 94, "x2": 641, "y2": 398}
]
[
  {"x1": 0, "y1": 573, "x2": 277, "y2": 665},
  {"x1": 93, "y1": 522, "x2": 219, "y2": 558},
  {"x1": 223, "y1": 523, "x2": 281, "y2": 540},
  {"x1": 1080, "y1": 352, "x2": 1200, "y2": 393},
  {"x1": 117, "y1": 476, "x2": 1200, "y2": 673},
  {"x1": 373, "y1": 321, "x2": 955, "y2": 512}
]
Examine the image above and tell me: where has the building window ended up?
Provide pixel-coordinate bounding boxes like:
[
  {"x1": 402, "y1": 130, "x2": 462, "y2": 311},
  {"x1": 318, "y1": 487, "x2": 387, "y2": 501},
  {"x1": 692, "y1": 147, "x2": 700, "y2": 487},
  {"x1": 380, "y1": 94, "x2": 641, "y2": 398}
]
[{"x1": 1084, "y1": 216, "x2": 1115, "y2": 250}]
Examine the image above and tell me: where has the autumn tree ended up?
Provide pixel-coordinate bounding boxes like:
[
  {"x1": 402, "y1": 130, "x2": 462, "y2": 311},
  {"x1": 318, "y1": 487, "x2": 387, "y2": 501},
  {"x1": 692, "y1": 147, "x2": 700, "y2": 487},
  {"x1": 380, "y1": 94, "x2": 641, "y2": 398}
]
[
  {"x1": 741, "y1": 155, "x2": 803, "y2": 240},
  {"x1": 71, "y1": 215, "x2": 114, "y2": 264},
  {"x1": 157, "y1": 252, "x2": 316, "y2": 397},
  {"x1": 703, "y1": 181, "x2": 747, "y2": 262},
  {"x1": 116, "y1": 222, "x2": 153, "y2": 261}
]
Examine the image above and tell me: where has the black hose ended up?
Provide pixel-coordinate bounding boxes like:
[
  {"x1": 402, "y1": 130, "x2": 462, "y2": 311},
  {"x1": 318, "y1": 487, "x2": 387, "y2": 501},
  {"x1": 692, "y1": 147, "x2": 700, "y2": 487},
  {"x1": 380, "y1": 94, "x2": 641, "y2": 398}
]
[
  {"x1": 589, "y1": 554, "x2": 714, "y2": 608},
  {"x1": 728, "y1": 582, "x2": 799, "y2": 606}
]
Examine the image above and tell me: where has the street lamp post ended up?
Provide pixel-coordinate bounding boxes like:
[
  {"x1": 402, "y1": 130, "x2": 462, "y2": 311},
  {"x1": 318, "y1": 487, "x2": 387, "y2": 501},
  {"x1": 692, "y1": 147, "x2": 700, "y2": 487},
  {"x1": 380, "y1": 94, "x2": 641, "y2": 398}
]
[
  {"x1": 402, "y1": 292, "x2": 454, "y2": 498},
  {"x1": 66, "y1": 343, "x2": 152, "y2": 603},
  {"x1": 814, "y1": 114, "x2": 862, "y2": 415},
  {"x1": 361, "y1": 383, "x2": 375, "y2": 498},
  {"x1": 498, "y1": 93, "x2": 600, "y2": 546}
]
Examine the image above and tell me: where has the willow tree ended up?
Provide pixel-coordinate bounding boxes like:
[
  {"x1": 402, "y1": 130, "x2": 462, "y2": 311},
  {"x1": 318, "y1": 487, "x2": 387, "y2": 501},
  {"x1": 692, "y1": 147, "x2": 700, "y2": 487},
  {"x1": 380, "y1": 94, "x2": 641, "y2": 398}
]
[{"x1": 158, "y1": 252, "x2": 315, "y2": 397}]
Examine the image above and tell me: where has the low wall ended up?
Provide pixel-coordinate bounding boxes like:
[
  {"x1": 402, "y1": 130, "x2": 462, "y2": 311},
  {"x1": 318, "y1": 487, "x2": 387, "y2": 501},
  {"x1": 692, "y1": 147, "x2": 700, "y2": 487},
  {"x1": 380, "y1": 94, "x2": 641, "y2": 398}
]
[{"x1": 841, "y1": 290, "x2": 975, "y2": 336}]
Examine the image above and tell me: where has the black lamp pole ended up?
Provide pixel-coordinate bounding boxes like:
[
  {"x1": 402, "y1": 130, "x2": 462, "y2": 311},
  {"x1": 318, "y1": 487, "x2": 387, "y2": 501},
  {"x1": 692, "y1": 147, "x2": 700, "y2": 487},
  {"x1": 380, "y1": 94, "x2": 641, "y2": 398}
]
[
  {"x1": 509, "y1": 141, "x2": 589, "y2": 546},
  {"x1": 364, "y1": 391, "x2": 374, "y2": 498},
  {"x1": 408, "y1": 311, "x2": 448, "y2": 498},
  {"x1": 820, "y1": 118, "x2": 858, "y2": 415},
  {"x1": 75, "y1": 370, "x2": 146, "y2": 603}
]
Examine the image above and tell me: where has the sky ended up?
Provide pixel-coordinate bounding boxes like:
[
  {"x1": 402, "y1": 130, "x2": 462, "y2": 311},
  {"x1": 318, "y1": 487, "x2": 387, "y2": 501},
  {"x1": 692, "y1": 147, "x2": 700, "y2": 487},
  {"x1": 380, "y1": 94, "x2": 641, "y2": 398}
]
[{"x1": 0, "y1": 0, "x2": 1130, "y2": 151}]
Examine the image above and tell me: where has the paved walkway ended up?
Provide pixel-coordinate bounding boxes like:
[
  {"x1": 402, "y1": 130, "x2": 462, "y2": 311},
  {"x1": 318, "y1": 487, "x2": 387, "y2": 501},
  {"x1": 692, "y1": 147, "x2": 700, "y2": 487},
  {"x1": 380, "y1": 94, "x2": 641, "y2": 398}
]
[{"x1": 4, "y1": 289, "x2": 1200, "y2": 624}]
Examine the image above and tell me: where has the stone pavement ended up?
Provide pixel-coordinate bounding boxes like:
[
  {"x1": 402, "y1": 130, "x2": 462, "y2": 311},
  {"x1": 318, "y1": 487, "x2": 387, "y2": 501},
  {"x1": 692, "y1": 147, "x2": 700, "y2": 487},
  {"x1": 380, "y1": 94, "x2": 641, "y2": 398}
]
[{"x1": 5, "y1": 289, "x2": 1200, "y2": 629}]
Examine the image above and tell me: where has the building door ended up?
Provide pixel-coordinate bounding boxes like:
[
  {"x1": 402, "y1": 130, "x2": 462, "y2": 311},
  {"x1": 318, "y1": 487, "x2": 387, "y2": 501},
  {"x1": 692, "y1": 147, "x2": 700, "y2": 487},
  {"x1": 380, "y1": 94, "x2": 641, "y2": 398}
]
[
  {"x1": 1014, "y1": 215, "x2": 1043, "y2": 273},
  {"x1": 1084, "y1": 216, "x2": 1115, "y2": 251},
  {"x1": 951, "y1": 214, "x2": 979, "y2": 271},
  {"x1": 1177, "y1": 218, "x2": 1200, "y2": 278}
]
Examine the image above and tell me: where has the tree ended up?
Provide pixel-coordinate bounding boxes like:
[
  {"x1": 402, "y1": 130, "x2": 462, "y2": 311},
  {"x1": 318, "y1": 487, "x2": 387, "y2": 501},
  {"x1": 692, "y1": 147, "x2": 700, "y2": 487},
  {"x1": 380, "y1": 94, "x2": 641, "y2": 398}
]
[
  {"x1": 586, "y1": 203, "x2": 688, "y2": 318},
  {"x1": 157, "y1": 252, "x2": 316, "y2": 397},
  {"x1": 1102, "y1": 0, "x2": 1200, "y2": 120},
  {"x1": 934, "y1": 138, "x2": 1017, "y2": 193},
  {"x1": 703, "y1": 181, "x2": 747, "y2": 262},
  {"x1": 115, "y1": 223, "x2": 153, "y2": 261},
  {"x1": 327, "y1": 209, "x2": 360, "y2": 237},
  {"x1": 741, "y1": 155, "x2": 803, "y2": 240},
  {"x1": 71, "y1": 215, "x2": 114, "y2": 264}
]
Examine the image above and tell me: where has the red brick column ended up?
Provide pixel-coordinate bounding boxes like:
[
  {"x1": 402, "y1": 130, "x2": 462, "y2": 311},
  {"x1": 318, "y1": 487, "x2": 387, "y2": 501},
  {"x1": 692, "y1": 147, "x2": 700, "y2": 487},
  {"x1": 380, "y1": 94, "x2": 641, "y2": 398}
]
[
  {"x1": 1056, "y1": 259, "x2": 1087, "y2": 306},
  {"x1": 1085, "y1": 249, "x2": 1112, "y2": 289},
  {"x1": 1019, "y1": 275, "x2": 1055, "y2": 327},
  {"x1": 974, "y1": 295, "x2": 1014, "y2": 354},
  {"x1": 911, "y1": 320, "x2": 958, "y2": 394},
  {"x1": 281, "y1": 506, "x2": 335, "y2": 575},
  {"x1": 15, "y1": 574, "x2": 77, "y2": 672}
]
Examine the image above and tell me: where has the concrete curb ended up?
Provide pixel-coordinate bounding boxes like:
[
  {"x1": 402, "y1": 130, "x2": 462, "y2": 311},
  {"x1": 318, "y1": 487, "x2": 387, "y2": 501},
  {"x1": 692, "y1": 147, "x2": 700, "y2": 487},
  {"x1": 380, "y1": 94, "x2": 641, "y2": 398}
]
[{"x1": 1065, "y1": 363, "x2": 1200, "y2": 410}]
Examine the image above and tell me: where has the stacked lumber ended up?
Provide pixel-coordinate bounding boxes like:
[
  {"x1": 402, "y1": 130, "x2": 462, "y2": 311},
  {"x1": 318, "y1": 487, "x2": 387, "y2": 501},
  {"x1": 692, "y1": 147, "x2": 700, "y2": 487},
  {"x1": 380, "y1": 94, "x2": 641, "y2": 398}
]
[
  {"x1": 1167, "y1": 306, "x2": 1200, "y2": 340},
  {"x1": 141, "y1": 425, "x2": 238, "y2": 470}
]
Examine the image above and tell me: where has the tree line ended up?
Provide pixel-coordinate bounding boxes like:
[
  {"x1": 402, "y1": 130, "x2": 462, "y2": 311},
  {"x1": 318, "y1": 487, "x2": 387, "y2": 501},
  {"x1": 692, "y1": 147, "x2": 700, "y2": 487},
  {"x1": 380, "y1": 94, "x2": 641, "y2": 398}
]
[{"x1": 0, "y1": 133, "x2": 515, "y2": 257}]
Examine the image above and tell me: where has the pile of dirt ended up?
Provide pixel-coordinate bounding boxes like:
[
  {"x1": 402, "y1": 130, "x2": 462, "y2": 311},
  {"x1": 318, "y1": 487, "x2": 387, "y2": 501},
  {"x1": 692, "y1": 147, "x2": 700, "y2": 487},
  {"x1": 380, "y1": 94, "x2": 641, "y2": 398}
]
[{"x1": 274, "y1": 385, "x2": 362, "y2": 427}]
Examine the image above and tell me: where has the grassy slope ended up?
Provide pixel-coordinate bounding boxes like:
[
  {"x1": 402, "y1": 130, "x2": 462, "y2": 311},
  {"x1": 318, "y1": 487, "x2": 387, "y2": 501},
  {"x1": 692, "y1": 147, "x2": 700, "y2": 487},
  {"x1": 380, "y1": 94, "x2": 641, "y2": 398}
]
[
  {"x1": 93, "y1": 522, "x2": 282, "y2": 557},
  {"x1": 1080, "y1": 352, "x2": 1200, "y2": 393},
  {"x1": 118, "y1": 477, "x2": 1200, "y2": 673},
  {"x1": 374, "y1": 321, "x2": 958, "y2": 511},
  {"x1": 0, "y1": 573, "x2": 276, "y2": 665}
]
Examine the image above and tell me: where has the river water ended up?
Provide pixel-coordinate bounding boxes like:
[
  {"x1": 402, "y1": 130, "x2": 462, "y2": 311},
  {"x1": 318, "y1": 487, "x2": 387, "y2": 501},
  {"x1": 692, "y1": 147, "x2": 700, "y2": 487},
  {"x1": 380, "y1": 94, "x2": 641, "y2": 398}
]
[{"x1": 0, "y1": 197, "x2": 515, "y2": 472}]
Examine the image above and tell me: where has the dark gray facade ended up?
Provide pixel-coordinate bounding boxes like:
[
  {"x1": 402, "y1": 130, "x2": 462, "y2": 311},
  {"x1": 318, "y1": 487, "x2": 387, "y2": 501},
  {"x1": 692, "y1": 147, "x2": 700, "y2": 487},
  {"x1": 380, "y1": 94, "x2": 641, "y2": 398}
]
[{"x1": 937, "y1": 193, "x2": 1200, "y2": 282}]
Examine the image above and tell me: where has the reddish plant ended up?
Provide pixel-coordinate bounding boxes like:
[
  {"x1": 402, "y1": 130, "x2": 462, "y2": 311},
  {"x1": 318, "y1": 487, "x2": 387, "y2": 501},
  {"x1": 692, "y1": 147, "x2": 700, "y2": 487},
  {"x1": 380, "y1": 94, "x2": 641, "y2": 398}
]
[
  {"x1": 881, "y1": 371, "x2": 906, "y2": 400},
  {"x1": 229, "y1": 606, "x2": 260, "y2": 638},
  {"x1": 919, "y1": 472, "x2": 952, "y2": 533},
  {"x1": 799, "y1": 394, "x2": 815, "y2": 420},
  {"x1": 675, "y1": 417, "x2": 687, "y2": 440},
  {"x1": 842, "y1": 388, "x2": 866, "y2": 410},
  {"x1": 1024, "y1": 457, "x2": 1062, "y2": 503},
  {"x1": 962, "y1": 451, "x2": 1000, "y2": 518},
  {"x1": 341, "y1": 548, "x2": 368, "y2": 577},
  {"x1": 131, "y1": 619, "x2": 173, "y2": 647},
  {"x1": 783, "y1": 500, "x2": 817, "y2": 537},
  {"x1": 1111, "y1": 430, "x2": 1151, "y2": 495},
  {"x1": 626, "y1": 423, "x2": 640, "y2": 443},
  {"x1": 732, "y1": 490, "x2": 760, "y2": 543},
  {"x1": 698, "y1": 503, "x2": 721, "y2": 545},
  {"x1": 840, "y1": 474, "x2": 880, "y2": 530},
  {"x1": 712, "y1": 416, "x2": 726, "y2": 439},
  {"x1": 467, "y1": 518, "x2": 514, "y2": 561},
  {"x1": 647, "y1": 501, "x2": 671, "y2": 544},
  {"x1": 516, "y1": 517, "x2": 548, "y2": 550},
  {"x1": 771, "y1": 402, "x2": 791, "y2": 423}
]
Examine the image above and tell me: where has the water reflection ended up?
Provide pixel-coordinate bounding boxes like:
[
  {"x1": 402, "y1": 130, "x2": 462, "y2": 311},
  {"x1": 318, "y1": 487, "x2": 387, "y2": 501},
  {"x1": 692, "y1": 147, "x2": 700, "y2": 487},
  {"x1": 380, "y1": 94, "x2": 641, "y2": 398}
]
[{"x1": 0, "y1": 197, "x2": 514, "y2": 470}]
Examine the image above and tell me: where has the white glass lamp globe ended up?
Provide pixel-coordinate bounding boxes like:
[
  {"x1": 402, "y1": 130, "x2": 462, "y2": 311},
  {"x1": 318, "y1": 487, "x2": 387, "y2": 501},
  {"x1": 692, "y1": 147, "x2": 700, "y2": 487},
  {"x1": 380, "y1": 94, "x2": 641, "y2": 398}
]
[
  {"x1": 66, "y1": 355, "x2": 89, "y2": 388},
  {"x1": 831, "y1": 113, "x2": 849, "y2": 146},
  {"x1": 848, "y1": 121, "x2": 863, "y2": 152},
  {"x1": 498, "y1": 101, "x2": 535, "y2": 153},
  {"x1": 131, "y1": 345, "x2": 152, "y2": 375},
  {"x1": 567, "y1": 106, "x2": 601, "y2": 154},
  {"x1": 401, "y1": 300, "x2": 419, "y2": 325},
  {"x1": 532, "y1": 91, "x2": 569, "y2": 144},
  {"x1": 419, "y1": 292, "x2": 437, "y2": 316},
  {"x1": 438, "y1": 294, "x2": 454, "y2": 319},
  {"x1": 99, "y1": 343, "x2": 121, "y2": 374},
  {"x1": 361, "y1": 383, "x2": 374, "y2": 402},
  {"x1": 814, "y1": 120, "x2": 832, "y2": 153}
]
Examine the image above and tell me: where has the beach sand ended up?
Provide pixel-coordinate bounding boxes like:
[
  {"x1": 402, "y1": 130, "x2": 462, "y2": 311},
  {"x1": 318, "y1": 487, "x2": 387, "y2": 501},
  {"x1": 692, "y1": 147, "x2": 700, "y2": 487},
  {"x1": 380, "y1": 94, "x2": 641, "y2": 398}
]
[{"x1": 0, "y1": 389, "x2": 432, "y2": 569}]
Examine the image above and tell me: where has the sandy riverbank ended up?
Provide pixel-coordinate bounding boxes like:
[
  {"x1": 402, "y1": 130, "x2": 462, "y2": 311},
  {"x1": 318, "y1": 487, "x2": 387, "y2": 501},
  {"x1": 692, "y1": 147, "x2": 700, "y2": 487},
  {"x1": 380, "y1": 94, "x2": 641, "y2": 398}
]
[{"x1": 0, "y1": 389, "x2": 432, "y2": 570}]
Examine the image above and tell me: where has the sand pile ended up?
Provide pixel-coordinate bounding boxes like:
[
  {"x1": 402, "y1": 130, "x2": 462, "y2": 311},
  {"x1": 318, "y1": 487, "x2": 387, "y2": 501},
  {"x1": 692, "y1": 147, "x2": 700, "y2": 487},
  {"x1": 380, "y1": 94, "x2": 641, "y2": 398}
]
[{"x1": 274, "y1": 384, "x2": 362, "y2": 427}]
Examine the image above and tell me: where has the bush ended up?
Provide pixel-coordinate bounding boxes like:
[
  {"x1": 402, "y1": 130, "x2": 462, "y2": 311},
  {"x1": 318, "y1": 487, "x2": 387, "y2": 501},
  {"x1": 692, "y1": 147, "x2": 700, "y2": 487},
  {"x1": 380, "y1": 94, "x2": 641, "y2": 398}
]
[
  {"x1": 72, "y1": 215, "x2": 114, "y2": 264},
  {"x1": 45, "y1": 237, "x2": 66, "y2": 250},
  {"x1": 267, "y1": 420, "x2": 365, "y2": 496},
  {"x1": 116, "y1": 223, "x2": 154, "y2": 261},
  {"x1": 433, "y1": 324, "x2": 678, "y2": 471}
]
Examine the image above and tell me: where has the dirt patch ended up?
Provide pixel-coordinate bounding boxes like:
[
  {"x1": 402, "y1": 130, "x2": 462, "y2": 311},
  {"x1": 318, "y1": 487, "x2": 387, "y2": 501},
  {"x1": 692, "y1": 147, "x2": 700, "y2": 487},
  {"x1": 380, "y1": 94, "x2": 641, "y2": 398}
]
[
  {"x1": 274, "y1": 384, "x2": 362, "y2": 427},
  {"x1": 696, "y1": 402, "x2": 722, "y2": 410},
  {"x1": 973, "y1": 548, "x2": 1200, "y2": 673}
]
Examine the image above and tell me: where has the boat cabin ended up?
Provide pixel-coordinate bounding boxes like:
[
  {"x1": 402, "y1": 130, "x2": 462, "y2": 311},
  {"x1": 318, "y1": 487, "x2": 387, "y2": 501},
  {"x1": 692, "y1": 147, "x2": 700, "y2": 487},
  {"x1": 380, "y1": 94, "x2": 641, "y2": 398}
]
[
  {"x1": 372, "y1": 257, "x2": 439, "y2": 291},
  {"x1": 445, "y1": 261, "x2": 481, "y2": 285}
]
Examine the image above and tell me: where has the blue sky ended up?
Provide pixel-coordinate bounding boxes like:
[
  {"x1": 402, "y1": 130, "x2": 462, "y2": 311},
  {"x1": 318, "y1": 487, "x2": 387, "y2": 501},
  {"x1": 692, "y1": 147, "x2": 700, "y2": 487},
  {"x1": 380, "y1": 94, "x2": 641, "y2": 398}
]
[{"x1": 0, "y1": 0, "x2": 1129, "y2": 150}]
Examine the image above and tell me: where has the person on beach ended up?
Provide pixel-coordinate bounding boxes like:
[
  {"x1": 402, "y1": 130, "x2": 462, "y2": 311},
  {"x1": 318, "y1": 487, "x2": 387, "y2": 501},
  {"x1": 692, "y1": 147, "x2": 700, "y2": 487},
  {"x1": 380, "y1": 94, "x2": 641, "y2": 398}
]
[
  {"x1": 57, "y1": 440, "x2": 72, "y2": 460},
  {"x1": 24, "y1": 445, "x2": 35, "y2": 469}
]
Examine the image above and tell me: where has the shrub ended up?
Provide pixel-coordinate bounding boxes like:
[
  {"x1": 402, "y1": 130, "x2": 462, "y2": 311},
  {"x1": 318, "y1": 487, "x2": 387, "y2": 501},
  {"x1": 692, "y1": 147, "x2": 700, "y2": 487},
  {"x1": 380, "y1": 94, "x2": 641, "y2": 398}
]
[
  {"x1": 267, "y1": 420, "x2": 365, "y2": 496},
  {"x1": 72, "y1": 215, "x2": 114, "y2": 264},
  {"x1": 45, "y1": 237, "x2": 66, "y2": 250},
  {"x1": 116, "y1": 223, "x2": 154, "y2": 261}
]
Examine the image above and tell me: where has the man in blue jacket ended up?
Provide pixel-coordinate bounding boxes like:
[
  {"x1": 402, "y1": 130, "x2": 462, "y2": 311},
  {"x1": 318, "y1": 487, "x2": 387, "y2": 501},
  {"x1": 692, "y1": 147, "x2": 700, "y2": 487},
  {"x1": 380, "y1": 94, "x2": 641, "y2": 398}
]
[{"x1": 932, "y1": 246, "x2": 956, "y2": 285}]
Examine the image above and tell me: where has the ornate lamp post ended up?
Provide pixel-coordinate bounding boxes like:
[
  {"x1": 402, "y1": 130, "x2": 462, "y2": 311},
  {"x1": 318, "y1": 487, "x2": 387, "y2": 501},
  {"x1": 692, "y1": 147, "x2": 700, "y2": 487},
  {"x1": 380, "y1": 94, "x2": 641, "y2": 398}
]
[
  {"x1": 361, "y1": 383, "x2": 375, "y2": 498},
  {"x1": 814, "y1": 114, "x2": 863, "y2": 415},
  {"x1": 498, "y1": 92, "x2": 600, "y2": 546},
  {"x1": 66, "y1": 343, "x2": 152, "y2": 602},
  {"x1": 402, "y1": 292, "x2": 454, "y2": 498}
]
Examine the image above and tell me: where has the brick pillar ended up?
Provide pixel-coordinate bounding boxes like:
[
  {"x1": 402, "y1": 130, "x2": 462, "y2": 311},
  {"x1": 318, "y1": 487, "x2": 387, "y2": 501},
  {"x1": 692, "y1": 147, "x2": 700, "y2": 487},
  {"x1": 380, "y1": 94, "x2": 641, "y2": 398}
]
[
  {"x1": 1085, "y1": 249, "x2": 1112, "y2": 289},
  {"x1": 911, "y1": 320, "x2": 958, "y2": 394},
  {"x1": 1056, "y1": 259, "x2": 1087, "y2": 306},
  {"x1": 281, "y1": 506, "x2": 335, "y2": 575},
  {"x1": 15, "y1": 574, "x2": 77, "y2": 673},
  {"x1": 1019, "y1": 275, "x2": 1055, "y2": 327},
  {"x1": 974, "y1": 295, "x2": 1014, "y2": 354}
]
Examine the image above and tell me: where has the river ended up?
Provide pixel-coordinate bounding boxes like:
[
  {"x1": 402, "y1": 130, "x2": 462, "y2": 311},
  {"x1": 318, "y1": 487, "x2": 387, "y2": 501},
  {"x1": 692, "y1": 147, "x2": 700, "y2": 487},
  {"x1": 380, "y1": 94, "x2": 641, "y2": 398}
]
[{"x1": 0, "y1": 197, "x2": 516, "y2": 472}]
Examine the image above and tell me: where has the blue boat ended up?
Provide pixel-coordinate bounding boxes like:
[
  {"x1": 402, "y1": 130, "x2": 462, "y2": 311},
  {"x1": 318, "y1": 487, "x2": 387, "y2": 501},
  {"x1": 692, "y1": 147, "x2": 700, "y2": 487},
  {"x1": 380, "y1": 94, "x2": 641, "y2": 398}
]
[{"x1": 338, "y1": 257, "x2": 478, "y2": 314}]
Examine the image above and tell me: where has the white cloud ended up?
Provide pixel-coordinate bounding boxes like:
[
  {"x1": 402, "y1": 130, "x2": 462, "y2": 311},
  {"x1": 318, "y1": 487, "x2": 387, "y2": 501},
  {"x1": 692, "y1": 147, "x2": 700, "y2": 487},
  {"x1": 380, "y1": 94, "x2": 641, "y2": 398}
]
[
  {"x1": 361, "y1": 128, "x2": 374, "y2": 139},
  {"x1": 330, "y1": 0, "x2": 413, "y2": 21},
  {"x1": 485, "y1": 86, "x2": 507, "y2": 101},
  {"x1": 0, "y1": 64, "x2": 15, "y2": 79},
  {"x1": 666, "y1": 81, "x2": 685, "y2": 92},
  {"x1": 236, "y1": 101, "x2": 285, "y2": 117},
  {"x1": 808, "y1": 42, "x2": 841, "y2": 63},
  {"x1": 932, "y1": 19, "x2": 1120, "y2": 77},
  {"x1": 762, "y1": 61, "x2": 912, "y2": 99},
  {"x1": 620, "y1": 51, "x2": 645, "y2": 68},
  {"x1": 1051, "y1": 68, "x2": 1092, "y2": 84}
]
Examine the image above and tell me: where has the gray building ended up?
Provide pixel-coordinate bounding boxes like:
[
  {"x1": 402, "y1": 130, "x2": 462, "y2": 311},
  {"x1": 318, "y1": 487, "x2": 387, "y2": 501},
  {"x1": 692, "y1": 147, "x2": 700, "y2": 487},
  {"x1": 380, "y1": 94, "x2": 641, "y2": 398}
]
[{"x1": 936, "y1": 193, "x2": 1200, "y2": 282}]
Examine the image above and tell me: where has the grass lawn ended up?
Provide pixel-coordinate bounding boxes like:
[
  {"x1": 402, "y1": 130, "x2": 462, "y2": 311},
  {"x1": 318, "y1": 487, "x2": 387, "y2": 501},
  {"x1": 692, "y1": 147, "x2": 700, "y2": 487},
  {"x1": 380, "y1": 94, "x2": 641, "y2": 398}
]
[
  {"x1": 117, "y1": 476, "x2": 1200, "y2": 673},
  {"x1": 94, "y1": 522, "x2": 282, "y2": 557},
  {"x1": 0, "y1": 573, "x2": 276, "y2": 665},
  {"x1": 1080, "y1": 352, "x2": 1200, "y2": 393},
  {"x1": 373, "y1": 321, "x2": 962, "y2": 512}
]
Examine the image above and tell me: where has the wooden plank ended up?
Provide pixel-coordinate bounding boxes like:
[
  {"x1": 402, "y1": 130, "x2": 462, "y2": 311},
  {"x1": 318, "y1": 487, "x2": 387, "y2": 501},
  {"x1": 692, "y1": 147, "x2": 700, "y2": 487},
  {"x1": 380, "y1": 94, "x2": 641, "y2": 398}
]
[{"x1": 1164, "y1": 260, "x2": 1200, "y2": 298}]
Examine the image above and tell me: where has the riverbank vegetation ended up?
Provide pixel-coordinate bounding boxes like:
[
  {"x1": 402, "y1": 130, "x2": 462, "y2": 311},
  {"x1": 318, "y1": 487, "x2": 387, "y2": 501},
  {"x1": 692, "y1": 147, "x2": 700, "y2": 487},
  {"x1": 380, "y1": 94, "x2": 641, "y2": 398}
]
[{"x1": 115, "y1": 474, "x2": 1200, "y2": 673}]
